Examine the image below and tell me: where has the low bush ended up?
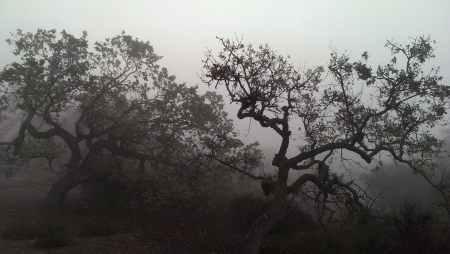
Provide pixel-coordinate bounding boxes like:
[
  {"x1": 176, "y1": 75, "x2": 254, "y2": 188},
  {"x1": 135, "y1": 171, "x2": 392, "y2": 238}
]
[
  {"x1": 271, "y1": 206, "x2": 319, "y2": 235},
  {"x1": 82, "y1": 172, "x2": 141, "y2": 215},
  {"x1": 34, "y1": 219, "x2": 73, "y2": 248},
  {"x1": 384, "y1": 200, "x2": 438, "y2": 253},
  {"x1": 316, "y1": 200, "x2": 450, "y2": 254},
  {"x1": 228, "y1": 194, "x2": 271, "y2": 230},
  {"x1": 84, "y1": 168, "x2": 235, "y2": 219},
  {"x1": 78, "y1": 219, "x2": 117, "y2": 237},
  {"x1": 228, "y1": 194, "x2": 318, "y2": 234}
]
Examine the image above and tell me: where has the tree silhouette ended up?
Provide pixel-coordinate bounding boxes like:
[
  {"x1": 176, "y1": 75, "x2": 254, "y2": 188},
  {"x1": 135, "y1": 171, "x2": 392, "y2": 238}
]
[
  {"x1": 0, "y1": 29, "x2": 259, "y2": 212},
  {"x1": 201, "y1": 35, "x2": 449, "y2": 254}
]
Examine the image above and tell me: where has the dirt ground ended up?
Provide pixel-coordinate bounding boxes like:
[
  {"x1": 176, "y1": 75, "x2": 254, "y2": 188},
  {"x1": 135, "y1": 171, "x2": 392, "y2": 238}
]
[
  {"x1": 0, "y1": 184, "x2": 246, "y2": 254},
  {"x1": 0, "y1": 180, "x2": 329, "y2": 254}
]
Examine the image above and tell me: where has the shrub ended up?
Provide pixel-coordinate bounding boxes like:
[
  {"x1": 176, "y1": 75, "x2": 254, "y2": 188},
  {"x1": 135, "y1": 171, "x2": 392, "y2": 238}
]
[
  {"x1": 34, "y1": 219, "x2": 73, "y2": 248},
  {"x1": 270, "y1": 206, "x2": 319, "y2": 235},
  {"x1": 139, "y1": 170, "x2": 236, "y2": 217},
  {"x1": 229, "y1": 194, "x2": 319, "y2": 234},
  {"x1": 78, "y1": 219, "x2": 117, "y2": 237},
  {"x1": 85, "y1": 168, "x2": 235, "y2": 219},
  {"x1": 384, "y1": 200, "x2": 437, "y2": 253},
  {"x1": 228, "y1": 194, "x2": 271, "y2": 230},
  {"x1": 330, "y1": 199, "x2": 449, "y2": 254},
  {"x1": 82, "y1": 172, "x2": 140, "y2": 215},
  {"x1": 2, "y1": 220, "x2": 38, "y2": 240}
]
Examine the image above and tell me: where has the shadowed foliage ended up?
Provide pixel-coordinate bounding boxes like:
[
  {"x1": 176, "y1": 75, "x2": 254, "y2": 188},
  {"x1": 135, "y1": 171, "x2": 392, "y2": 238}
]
[{"x1": 0, "y1": 29, "x2": 261, "y2": 213}]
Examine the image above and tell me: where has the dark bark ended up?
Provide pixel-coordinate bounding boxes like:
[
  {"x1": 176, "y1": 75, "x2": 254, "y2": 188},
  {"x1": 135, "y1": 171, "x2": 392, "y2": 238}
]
[
  {"x1": 42, "y1": 168, "x2": 112, "y2": 212},
  {"x1": 43, "y1": 174, "x2": 76, "y2": 213},
  {"x1": 241, "y1": 205, "x2": 287, "y2": 254},
  {"x1": 240, "y1": 168, "x2": 289, "y2": 254},
  {"x1": 41, "y1": 138, "x2": 148, "y2": 212}
]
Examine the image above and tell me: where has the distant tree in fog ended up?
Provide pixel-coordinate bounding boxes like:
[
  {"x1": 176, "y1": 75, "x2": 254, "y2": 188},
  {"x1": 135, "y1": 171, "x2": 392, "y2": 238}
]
[
  {"x1": 201, "y1": 35, "x2": 449, "y2": 253},
  {"x1": 0, "y1": 29, "x2": 262, "y2": 212}
]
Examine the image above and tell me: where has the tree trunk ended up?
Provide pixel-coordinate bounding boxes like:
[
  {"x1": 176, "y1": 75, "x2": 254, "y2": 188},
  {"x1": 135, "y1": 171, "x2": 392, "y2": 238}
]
[
  {"x1": 240, "y1": 204, "x2": 287, "y2": 254},
  {"x1": 42, "y1": 157, "x2": 112, "y2": 213},
  {"x1": 240, "y1": 168, "x2": 289, "y2": 254},
  {"x1": 43, "y1": 174, "x2": 75, "y2": 213}
]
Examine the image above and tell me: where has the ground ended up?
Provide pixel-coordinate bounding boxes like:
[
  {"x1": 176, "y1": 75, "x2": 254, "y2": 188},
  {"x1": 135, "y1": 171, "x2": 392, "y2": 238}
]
[
  {"x1": 0, "y1": 182, "x2": 244, "y2": 253},
  {"x1": 0, "y1": 180, "x2": 323, "y2": 254}
]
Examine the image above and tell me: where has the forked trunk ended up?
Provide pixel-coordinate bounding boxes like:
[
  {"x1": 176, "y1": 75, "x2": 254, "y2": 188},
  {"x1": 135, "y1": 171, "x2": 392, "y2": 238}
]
[{"x1": 43, "y1": 174, "x2": 75, "y2": 212}]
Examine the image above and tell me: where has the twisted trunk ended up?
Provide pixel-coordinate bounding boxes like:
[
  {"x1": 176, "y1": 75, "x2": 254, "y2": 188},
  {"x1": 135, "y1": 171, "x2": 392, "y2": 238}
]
[
  {"x1": 43, "y1": 166, "x2": 111, "y2": 212},
  {"x1": 240, "y1": 168, "x2": 289, "y2": 254},
  {"x1": 43, "y1": 174, "x2": 76, "y2": 212}
]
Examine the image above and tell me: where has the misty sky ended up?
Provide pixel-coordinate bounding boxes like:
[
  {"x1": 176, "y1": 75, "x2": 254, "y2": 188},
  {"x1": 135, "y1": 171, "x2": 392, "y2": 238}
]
[{"x1": 1, "y1": 0, "x2": 449, "y2": 165}]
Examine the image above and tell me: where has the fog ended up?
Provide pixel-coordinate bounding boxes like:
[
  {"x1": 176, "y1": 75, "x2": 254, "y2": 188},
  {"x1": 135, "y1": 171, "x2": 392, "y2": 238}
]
[{"x1": 1, "y1": 0, "x2": 450, "y2": 199}]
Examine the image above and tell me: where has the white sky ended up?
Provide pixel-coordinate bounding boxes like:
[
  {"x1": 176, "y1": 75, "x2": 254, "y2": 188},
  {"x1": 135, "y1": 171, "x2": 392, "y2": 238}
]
[{"x1": 1, "y1": 0, "x2": 450, "y2": 167}]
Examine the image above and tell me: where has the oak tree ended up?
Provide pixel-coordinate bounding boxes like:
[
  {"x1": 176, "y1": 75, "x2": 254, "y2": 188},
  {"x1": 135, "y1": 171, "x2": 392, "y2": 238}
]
[
  {"x1": 0, "y1": 29, "x2": 254, "y2": 212},
  {"x1": 201, "y1": 36, "x2": 449, "y2": 254}
]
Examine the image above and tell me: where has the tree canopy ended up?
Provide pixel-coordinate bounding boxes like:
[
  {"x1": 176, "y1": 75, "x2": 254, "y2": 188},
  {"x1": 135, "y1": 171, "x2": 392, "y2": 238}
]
[
  {"x1": 201, "y1": 35, "x2": 449, "y2": 254},
  {"x1": 0, "y1": 29, "x2": 261, "y2": 212}
]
